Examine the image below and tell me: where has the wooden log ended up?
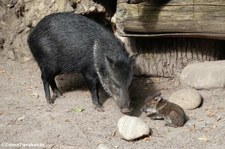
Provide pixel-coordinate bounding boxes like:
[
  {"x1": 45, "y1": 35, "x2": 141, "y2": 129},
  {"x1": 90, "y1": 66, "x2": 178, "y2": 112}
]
[
  {"x1": 132, "y1": 37, "x2": 225, "y2": 77},
  {"x1": 116, "y1": 0, "x2": 225, "y2": 39}
]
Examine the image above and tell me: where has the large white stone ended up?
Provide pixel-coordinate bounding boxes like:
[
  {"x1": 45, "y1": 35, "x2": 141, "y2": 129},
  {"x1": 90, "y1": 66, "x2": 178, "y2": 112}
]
[
  {"x1": 180, "y1": 61, "x2": 225, "y2": 89},
  {"x1": 117, "y1": 115, "x2": 151, "y2": 141},
  {"x1": 169, "y1": 88, "x2": 202, "y2": 110}
]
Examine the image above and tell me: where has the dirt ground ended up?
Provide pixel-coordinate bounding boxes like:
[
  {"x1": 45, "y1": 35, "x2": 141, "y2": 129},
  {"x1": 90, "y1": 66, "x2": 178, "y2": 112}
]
[{"x1": 0, "y1": 57, "x2": 225, "y2": 149}]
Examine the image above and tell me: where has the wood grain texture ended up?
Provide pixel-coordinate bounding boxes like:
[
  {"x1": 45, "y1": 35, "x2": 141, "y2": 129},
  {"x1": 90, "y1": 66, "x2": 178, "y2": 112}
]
[
  {"x1": 132, "y1": 37, "x2": 225, "y2": 77},
  {"x1": 116, "y1": 0, "x2": 225, "y2": 39}
]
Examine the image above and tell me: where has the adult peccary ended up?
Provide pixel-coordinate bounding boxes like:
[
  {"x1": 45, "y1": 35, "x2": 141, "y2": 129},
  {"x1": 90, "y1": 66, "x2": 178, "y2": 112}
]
[{"x1": 27, "y1": 12, "x2": 134, "y2": 113}]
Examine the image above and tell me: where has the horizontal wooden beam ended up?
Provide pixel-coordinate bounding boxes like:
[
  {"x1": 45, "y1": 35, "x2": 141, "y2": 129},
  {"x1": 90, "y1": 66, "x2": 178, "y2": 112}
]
[{"x1": 116, "y1": 0, "x2": 225, "y2": 39}]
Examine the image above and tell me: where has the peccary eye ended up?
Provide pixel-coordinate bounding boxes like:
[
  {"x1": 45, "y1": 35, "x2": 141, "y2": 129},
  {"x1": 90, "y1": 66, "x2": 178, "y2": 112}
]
[{"x1": 128, "y1": 85, "x2": 131, "y2": 91}]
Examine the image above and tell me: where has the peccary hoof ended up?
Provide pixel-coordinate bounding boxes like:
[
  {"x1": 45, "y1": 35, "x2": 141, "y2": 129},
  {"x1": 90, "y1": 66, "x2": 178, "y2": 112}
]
[
  {"x1": 47, "y1": 99, "x2": 55, "y2": 105},
  {"x1": 94, "y1": 105, "x2": 105, "y2": 112},
  {"x1": 47, "y1": 96, "x2": 56, "y2": 105},
  {"x1": 53, "y1": 89, "x2": 62, "y2": 98}
]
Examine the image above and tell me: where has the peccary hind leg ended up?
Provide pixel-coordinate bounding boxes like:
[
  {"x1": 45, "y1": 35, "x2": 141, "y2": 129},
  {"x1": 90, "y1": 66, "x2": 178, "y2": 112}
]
[
  {"x1": 82, "y1": 71, "x2": 104, "y2": 112},
  {"x1": 41, "y1": 73, "x2": 53, "y2": 104},
  {"x1": 41, "y1": 71, "x2": 62, "y2": 104}
]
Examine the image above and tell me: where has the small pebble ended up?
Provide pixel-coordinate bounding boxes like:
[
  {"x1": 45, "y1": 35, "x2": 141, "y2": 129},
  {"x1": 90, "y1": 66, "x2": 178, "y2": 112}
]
[{"x1": 97, "y1": 143, "x2": 110, "y2": 149}]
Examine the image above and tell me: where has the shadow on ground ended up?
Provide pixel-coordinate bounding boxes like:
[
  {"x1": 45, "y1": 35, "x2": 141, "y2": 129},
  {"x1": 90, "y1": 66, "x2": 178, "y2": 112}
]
[
  {"x1": 130, "y1": 77, "x2": 159, "y2": 116},
  {"x1": 56, "y1": 74, "x2": 109, "y2": 106},
  {"x1": 56, "y1": 73, "x2": 159, "y2": 116}
]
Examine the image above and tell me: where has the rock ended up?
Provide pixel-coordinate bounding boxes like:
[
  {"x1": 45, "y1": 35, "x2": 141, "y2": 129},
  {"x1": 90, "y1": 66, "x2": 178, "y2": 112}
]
[
  {"x1": 180, "y1": 61, "x2": 225, "y2": 89},
  {"x1": 32, "y1": 92, "x2": 39, "y2": 99},
  {"x1": 97, "y1": 143, "x2": 110, "y2": 149},
  {"x1": 117, "y1": 115, "x2": 150, "y2": 141},
  {"x1": 7, "y1": 50, "x2": 16, "y2": 60},
  {"x1": 17, "y1": 115, "x2": 26, "y2": 121},
  {"x1": 23, "y1": 56, "x2": 32, "y2": 62},
  {"x1": 74, "y1": 0, "x2": 105, "y2": 14},
  {"x1": 169, "y1": 88, "x2": 202, "y2": 110},
  {"x1": 56, "y1": 0, "x2": 74, "y2": 12},
  {"x1": 26, "y1": 20, "x2": 32, "y2": 28},
  {"x1": 89, "y1": 6, "x2": 96, "y2": 12}
]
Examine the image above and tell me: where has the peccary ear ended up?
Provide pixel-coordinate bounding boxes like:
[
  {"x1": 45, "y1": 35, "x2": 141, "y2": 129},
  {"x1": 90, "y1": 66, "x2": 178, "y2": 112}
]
[
  {"x1": 129, "y1": 53, "x2": 137, "y2": 63},
  {"x1": 154, "y1": 96, "x2": 162, "y2": 102}
]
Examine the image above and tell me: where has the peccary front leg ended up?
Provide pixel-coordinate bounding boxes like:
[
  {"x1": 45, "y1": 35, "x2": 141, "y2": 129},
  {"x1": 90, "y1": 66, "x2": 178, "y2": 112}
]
[
  {"x1": 165, "y1": 122, "x2": 178, "y2": 128},
  {"x1": 82, "y1": 71, "x2": 104, "y2": 112},
  {"x1": 149, "y1": 114, "x2": 158, "y2": 120}
]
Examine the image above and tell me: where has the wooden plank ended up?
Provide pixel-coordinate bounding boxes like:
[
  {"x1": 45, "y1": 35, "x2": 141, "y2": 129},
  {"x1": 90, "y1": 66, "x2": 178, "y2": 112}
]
[{"x1": 116, "y1": 0, "x2": 225, "y2": 39}]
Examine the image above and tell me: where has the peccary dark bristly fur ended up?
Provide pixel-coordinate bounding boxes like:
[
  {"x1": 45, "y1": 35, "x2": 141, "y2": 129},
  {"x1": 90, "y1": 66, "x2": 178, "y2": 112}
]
[{"x1": 27, "y1": 12, "x2": 134, "y2": 113}]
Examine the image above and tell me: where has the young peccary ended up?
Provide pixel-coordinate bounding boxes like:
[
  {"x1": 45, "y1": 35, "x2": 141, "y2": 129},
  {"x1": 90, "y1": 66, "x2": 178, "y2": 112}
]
[
  {"x1": 141, "y1": 95, "x2": 187, "y2": 127},
  {"x1": 27, "y1": 12, "x2": 134, "y2": 113}
]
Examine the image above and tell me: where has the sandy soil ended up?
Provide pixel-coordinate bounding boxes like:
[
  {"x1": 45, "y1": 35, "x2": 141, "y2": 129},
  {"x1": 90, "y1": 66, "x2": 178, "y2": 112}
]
[{"x1": 0, "y1": 57, "x2": 225, "y2": 149}]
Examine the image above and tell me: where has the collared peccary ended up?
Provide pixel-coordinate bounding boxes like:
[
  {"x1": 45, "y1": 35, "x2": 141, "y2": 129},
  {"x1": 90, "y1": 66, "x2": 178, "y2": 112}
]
[{"x1": 27, "y1": 12, "x2": 134, "y2": 113}]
